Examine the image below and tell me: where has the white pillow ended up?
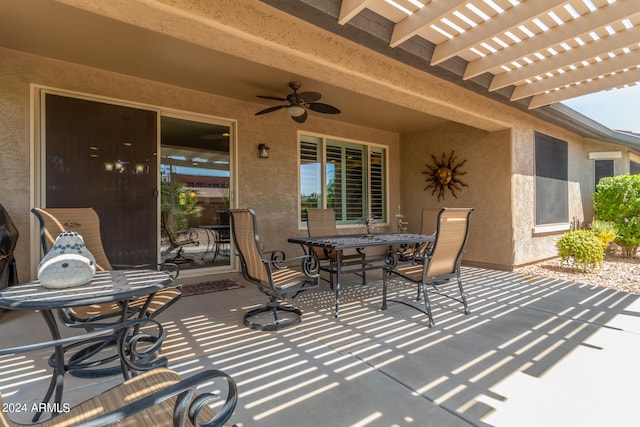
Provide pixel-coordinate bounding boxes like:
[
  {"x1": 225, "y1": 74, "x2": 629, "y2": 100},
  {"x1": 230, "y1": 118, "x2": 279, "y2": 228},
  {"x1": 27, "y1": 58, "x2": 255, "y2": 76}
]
[{"x1": 38, "y1": 231, "x2": 96, "y2": 289}]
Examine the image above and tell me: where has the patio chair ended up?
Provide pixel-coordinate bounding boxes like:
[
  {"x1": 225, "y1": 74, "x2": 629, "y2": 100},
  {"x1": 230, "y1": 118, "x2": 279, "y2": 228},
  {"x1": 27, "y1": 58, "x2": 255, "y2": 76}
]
[
  {"x1": 0, "y1": 319, "x2": 237, "y2": 427},
  {"x1": 382, "y1": 207, "x2": 474, "y2": 328},
  {"x1": 31, "y1": 208, "x2": 182, "y2": 327},
  {"x1": 161, "y1": 211, "x2": 202, "y2": 263},
  {"x1": 397, "y1": 208, "x2": 439, "y2": 262},
  {"x1": 305, "y1": 208, "x2": 367, "y2": 288},
  {"x1": 228, "y1": 208, "x2": 319, "y2": 331}
]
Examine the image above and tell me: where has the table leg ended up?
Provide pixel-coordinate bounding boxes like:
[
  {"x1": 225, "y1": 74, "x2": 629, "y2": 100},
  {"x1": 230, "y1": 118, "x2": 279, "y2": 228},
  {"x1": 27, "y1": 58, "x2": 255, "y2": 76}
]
[
  {"x1": 33, "y1": 310, "x2": 64, "y2": 422},
  {"x1": 206, "y1": 228, "x2": 220, "y2": 263},
  {"x1": 212, "y1": 229, "x2": 221, "y2": 262}
]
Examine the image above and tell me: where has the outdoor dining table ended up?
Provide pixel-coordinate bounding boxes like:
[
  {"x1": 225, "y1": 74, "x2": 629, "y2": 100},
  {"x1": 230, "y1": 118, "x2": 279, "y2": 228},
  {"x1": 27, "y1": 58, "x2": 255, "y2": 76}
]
[
  {"x1": 0, "y1": 269, "x2": 176, "y2": 421},
  {"x1": 288, "y1": 233, "x2": 434, "y2": 317}
]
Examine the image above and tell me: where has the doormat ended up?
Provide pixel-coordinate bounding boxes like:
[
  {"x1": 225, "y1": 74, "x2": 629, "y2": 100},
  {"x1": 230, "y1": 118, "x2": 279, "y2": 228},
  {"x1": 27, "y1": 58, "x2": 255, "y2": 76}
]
[{"x1": 181, "y1": 279, "x2": 244, "y2": 296}]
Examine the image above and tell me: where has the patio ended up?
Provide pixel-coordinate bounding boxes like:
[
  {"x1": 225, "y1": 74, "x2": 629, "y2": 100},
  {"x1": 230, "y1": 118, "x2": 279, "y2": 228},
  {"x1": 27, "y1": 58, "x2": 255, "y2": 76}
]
[{"x1": 1, "y1": 266, "x2": 640, "y2": 426}]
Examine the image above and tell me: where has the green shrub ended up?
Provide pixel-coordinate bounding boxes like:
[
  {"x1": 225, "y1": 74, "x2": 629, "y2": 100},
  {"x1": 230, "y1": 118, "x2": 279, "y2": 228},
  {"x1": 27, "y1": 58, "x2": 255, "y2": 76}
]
[
  {"x1": 590, "y1": 219, "x2": 618, "y2": 250},
  {"x1": 161, "y1": 181, "x2": 203, "y2": 233},
  {"x1": 593, "y1": 174, "x2": 640, "y2": 257},
  {"x1": 556, "y1": 230, "x2": 604, "y2": 271}
]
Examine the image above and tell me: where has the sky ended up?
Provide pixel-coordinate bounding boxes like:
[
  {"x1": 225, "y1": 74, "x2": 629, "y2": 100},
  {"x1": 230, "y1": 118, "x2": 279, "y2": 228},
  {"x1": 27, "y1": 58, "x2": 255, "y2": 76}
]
[{"x1": 561, "y1": 85, "x2": 640, "y2": 134}]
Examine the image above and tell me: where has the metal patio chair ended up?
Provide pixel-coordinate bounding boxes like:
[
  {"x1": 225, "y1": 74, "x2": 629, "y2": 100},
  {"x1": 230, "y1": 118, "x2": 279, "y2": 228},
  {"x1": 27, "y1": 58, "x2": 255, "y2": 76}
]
[
  {"x1": 397, "y1": 208, "x2": 439, "y2": 262},
  {"x1": 228, "y1": 208, "x2": 319, "y2": 331},
  {"x1": 0, "y1": 318, "x2": 237, "y2": 427},
  {"x1": 32, "y1": 208, "x2": 182, "y2": 327},
  {"x1": 382, "y1": 207, "x2": 475, "y2": 328},
  {"x1": 161, "y1": 210, "x2": 203, "y2": 264},
  {"x1": 305, "y1": 208, "x2": 368, "y2": 288}
]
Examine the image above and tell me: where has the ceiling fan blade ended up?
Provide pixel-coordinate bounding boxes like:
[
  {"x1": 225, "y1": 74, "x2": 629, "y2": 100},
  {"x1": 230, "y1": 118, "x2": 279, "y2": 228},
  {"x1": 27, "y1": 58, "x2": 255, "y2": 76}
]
[
  {"x1": 306, "y1": 102, "x2": 341, "y2": 114},
  {"x1": 292, "y1": 109, "x2": 308, "y2": 123},
  {"x1": 255, "y1": 105, "x2": 288, "y2": 115},
  {"x1": 296, "y1": 92, "x2": 321, "y2": 103},
  {"x1": 256, "y1": 95, "x2": 288, "y2": 101}
]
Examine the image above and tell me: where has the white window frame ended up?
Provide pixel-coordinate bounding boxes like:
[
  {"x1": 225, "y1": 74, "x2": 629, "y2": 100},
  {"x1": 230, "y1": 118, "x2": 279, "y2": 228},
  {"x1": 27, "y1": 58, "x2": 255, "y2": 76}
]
[{"x1": 298, "y1": 131, "x2": 388, "y2": 228}]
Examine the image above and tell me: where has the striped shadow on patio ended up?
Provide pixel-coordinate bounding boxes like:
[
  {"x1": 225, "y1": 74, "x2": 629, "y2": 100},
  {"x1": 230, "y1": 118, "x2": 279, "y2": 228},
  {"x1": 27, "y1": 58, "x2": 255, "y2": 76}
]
[{"x1": 1, "y1": 266, "x2": 640, "y2": 426}]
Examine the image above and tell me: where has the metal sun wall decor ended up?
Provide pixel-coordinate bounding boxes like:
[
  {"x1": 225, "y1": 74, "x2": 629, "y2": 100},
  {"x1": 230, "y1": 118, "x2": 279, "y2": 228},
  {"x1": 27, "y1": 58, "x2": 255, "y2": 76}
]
[{"x1": 422, "y1": 151, "x2": 469, "y2": 201}]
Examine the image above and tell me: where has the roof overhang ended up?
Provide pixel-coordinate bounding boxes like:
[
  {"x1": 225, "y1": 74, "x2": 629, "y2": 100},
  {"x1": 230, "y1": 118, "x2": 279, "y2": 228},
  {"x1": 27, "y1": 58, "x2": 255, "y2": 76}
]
[
  {"x1": 0, "y1": 0, "x2": 639, "y2": 149},
  {"x1": 262, "y1": 0, "x2": 640, "y2": 148}
]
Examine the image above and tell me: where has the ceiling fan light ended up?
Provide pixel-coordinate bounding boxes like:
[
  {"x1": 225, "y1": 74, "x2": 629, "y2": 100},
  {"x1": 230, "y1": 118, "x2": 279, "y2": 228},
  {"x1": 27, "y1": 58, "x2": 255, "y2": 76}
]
[{"x1": 286, "y1": 105, "x2": 306, "y2": 117}]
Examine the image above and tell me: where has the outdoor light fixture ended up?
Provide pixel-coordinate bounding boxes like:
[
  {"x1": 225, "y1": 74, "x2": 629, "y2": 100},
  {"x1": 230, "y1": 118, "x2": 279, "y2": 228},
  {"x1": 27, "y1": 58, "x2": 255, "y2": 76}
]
[
  {"x1": 286, "y1": 105, "x2": 306, "y2": 117},
  {"x1": 258, "y1": 144, "x2": 270, "y2": 159}
]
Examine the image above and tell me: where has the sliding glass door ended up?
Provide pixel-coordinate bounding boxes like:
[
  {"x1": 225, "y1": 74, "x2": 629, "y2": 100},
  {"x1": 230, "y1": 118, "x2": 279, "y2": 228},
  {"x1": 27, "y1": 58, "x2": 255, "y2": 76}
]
[
  {"x1": 160, "y1": 116, "x2": 232, "y2": 271},
  {"x1": 41, "y1": 92, "x2": 234, "y2": 273},
  {"x1": 43, "y1": 93, "x2": 158, "y2": 266}
]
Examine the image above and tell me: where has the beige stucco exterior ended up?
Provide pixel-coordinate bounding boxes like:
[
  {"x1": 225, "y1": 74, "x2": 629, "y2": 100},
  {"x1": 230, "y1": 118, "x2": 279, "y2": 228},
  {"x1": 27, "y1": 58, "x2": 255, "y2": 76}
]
[{"x1": 1, "y1": 0, "x2": 639, "y2": 282}]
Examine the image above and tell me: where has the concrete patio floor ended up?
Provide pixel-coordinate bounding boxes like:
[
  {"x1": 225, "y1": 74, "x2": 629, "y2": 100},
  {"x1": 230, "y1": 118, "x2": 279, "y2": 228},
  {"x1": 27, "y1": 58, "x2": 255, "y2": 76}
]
[{"x1": 1, "y1": 266, "x2": 640, "y2": 426}]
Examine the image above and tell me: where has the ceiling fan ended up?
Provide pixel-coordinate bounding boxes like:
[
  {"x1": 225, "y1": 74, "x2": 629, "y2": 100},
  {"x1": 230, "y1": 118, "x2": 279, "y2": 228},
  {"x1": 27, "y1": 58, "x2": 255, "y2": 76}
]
[{"x1": 255, "y1": 81, "x2": 341, "y2": 123}]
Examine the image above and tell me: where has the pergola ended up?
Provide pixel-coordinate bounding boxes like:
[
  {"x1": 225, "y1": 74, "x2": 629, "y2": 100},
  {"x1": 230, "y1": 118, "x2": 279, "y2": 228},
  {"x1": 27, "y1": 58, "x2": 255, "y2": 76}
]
[{"x1": 268, "y1": 0, "x2": 640, "y2": 110}]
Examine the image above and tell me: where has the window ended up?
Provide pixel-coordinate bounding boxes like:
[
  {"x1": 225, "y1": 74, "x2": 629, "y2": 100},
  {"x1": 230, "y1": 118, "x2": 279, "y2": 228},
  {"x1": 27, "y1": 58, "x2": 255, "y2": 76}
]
[
  {"x1": 594, "y1": 159, "x2": 614, "y2": 191},
  {"x1": 534, "y1": 132, "x2": 568, "y2": 226},
  {"x1": 300, "y1": 134, "x2": 386, "y2": 225},
  {"x1": 631, "y1": 161, "x2": 640, "y2": 175}
]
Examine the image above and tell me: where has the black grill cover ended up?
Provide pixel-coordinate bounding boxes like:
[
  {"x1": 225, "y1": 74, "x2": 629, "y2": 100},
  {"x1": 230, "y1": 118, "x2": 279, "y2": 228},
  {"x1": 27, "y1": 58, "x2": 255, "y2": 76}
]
[{"x1": 0, "y1": 203, "x2": 19, "y2": 289}]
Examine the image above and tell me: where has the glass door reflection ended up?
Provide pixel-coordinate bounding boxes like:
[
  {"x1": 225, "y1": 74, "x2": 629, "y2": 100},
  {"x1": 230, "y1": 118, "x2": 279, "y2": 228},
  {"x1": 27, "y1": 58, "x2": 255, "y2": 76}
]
[{"x1": 160, "y1": 116, "x2": 231, "y2": 271}]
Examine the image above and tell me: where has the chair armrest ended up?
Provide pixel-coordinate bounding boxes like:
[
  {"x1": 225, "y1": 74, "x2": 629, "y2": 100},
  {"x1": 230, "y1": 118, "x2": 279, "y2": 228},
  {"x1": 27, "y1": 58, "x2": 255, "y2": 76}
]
[
  {"x1": 112, "y1": 262, "x2": 180, "y2": 279},
  {"x1": 75, "y1": 368, "x2": 237, "y2": 427},
  {"x1": 262, "y1": 253, "x2": 320, "y2": 278},
  {"x1": 396, "y1": 240, "x2": 433, "y2": 263},
  {"x1": 262, "y1": 254, "x2": 311, "y2": 265},
  {"x1": 0, "y1": 317, "x2": 168, "y2": 373},
  {"x1": 158, "y1": 261, "x2": 180, "y2": 279}
]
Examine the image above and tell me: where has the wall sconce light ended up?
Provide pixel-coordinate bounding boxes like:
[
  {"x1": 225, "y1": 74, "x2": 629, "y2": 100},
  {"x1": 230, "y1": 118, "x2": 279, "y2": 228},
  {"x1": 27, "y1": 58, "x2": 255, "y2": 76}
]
[{"x1": 258, "y1": 144, "x2": 270, "y2": 159}]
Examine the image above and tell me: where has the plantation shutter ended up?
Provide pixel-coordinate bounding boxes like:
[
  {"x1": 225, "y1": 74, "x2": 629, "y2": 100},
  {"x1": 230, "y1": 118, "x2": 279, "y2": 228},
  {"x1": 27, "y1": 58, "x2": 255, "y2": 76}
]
[
  {"x1": 300, "y1": 136, "x2": 322, "y2": 222},
  {"x1": 325, "y1": 143, "x2": 343, "y2": 221},
  {"x1": 344, "y1": 145, "x2": 364, "y2": 221},
  {"x1": 370, "y1": 148, "x2": 386, "y2": 222}
]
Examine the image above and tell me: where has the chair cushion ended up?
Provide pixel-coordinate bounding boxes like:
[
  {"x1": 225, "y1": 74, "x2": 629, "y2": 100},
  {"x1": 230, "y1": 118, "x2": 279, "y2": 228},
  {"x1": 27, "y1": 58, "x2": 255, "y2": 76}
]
[
  {"x1": 69, "y1": 288, "x2": 183, "y2": 320},
  {"x1": 37, "y1": 368, "x2": 216, "y2": 427},
  {"x1": 128, "y1": 287, "x2": 183, "y2": 314},
  {"x1": 393, "y1": 264, "x2": 424, "y2": 282},
  {"x1": 271, "y1": 267, "x2": 314, "y2": 290}
]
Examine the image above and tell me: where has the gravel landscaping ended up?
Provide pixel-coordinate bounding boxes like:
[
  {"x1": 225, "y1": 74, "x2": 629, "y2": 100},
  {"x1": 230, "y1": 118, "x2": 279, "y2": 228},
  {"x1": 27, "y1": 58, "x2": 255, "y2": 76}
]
[{"x1": 514, "y1": 251, "x2": 640, "y2": 295}]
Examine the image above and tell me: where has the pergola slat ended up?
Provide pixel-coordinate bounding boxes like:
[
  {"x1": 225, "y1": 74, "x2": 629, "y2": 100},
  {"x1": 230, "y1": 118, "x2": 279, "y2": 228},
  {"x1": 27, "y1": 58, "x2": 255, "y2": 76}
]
[
  {"x1": 528, "y1": 66, "x2": 640, "y2": 108},
  {"x1": 390, "y1": 0, "x2": 467, "y2": 48},
  {"x1": 490, "y1": 25, "x2": 640, "y2": 91},
  {"x1": 431, "y1": 0, "x2": 566, "y2": 66},
  {"x1": 338, "y1": 0, "x2": 372, "y2": 25},
  {"x1": 463, "y1": 0, "x2": 640, "y2": 79},
  {"x1": 331, "y1": 0, "x2": 640, "y2": 109},
  {"x1": 512, "y1": 49, "x2": 640, "y2": 100}
]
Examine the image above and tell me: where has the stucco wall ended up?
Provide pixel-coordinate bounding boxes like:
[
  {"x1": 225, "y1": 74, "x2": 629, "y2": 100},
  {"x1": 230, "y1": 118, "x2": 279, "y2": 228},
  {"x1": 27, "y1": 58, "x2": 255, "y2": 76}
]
[
  {"x1": 400, "y1": 124, "x2": 513, "y2": 268},
  {"x1": 401, "y1": 120, "x2": 637, "y2": 269},
  {"x1": 2, "y1": 0, "x2": 637, "y2": 277},
  {"x1": 3, "y1": 46, "x2": 634, "y2": 280},
  {"x1": 0, "y1": 47, "x2": 399, "y2": 281},
  {"x1": 511, "y1": 124, "x2": 636, "y2": 267}
]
